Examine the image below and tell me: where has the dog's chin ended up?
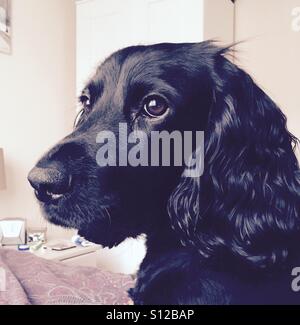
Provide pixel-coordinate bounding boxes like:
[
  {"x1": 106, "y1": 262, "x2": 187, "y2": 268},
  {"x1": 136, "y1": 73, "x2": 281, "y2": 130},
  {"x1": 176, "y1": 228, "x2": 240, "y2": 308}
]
[
  {"x1": 77, "y1": 226, "x2": 118, "y2": 247},
  {"x1": 39, "y1": 200, "x2": 130, "y2": 248}
]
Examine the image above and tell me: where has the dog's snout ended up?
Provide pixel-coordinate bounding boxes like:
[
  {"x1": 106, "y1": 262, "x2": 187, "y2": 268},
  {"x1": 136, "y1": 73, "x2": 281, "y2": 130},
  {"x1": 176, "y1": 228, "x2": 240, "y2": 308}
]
[
  {"x1": 28, "y1": 141, "x2": 86, "y2": 203},
  {"x1": 28, "y1": 166, "x2": 72, "y2": 203}
]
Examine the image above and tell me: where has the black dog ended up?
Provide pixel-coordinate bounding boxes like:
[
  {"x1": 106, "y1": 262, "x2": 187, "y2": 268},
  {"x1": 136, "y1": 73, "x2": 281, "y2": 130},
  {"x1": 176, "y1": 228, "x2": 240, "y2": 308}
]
[{"x1": 28, "y1": 42, "x2": 300, "y2": 304}]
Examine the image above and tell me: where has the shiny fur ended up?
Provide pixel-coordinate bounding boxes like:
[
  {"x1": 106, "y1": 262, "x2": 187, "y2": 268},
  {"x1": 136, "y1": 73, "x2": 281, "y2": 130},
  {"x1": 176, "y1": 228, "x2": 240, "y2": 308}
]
[{"x1": 29, "y1": 42, "x2": 300, "y2": 304}]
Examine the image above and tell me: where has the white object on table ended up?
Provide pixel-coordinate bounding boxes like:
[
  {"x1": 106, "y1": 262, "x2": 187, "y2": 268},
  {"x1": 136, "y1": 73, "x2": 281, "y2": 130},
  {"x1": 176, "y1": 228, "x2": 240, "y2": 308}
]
[{"x1": 0, "y1": 219, "x2": 26, "y2": 245}]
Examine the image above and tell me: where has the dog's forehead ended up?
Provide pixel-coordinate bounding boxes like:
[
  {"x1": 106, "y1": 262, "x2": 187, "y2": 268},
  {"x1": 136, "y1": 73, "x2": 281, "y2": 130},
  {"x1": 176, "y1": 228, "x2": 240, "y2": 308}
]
[
  {"x1": 82, "y1": 42, "x2": 217, "y2": 108},
  {"x1": 81, "y1": 42, "x2": 222, "y2": 101},
  {"x1": 93, "y1": 43, "x2": 197, "y2": 85}
]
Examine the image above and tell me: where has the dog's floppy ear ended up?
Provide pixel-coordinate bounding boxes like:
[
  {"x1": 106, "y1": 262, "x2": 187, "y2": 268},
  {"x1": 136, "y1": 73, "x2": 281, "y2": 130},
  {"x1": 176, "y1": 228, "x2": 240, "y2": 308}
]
[{"x1": 168, "y1": 44, "x2": 300, "y2": 269}]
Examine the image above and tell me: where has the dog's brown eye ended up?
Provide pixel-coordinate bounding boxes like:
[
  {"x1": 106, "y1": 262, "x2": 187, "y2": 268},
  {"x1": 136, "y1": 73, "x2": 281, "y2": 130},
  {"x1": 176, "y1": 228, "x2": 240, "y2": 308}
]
[{"x1": 143, "y1": 96, "x2": 169, "y2": 118}]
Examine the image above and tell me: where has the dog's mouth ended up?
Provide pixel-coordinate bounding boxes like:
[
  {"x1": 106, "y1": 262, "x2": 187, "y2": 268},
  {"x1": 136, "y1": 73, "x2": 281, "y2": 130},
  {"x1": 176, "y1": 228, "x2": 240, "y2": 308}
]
[
  {"x1": 31, "y1": 173, "x2": 74, "y2": 205},
  {"x1": 35, "y1": 184, "x2": 122, "y2": 243},
  {"x1": 34, "y1": 189, "x2": 65, "y2": 203},
  {"x1": 39, "y1": 192, "x2": 137, "y2": 247}
]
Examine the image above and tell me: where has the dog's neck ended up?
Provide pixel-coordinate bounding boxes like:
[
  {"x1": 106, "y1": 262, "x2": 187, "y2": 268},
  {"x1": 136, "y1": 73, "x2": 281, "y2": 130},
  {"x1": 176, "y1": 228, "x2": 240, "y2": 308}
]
[{"x1": 141, "y1": 223, "x2": 182, "y2": 269}]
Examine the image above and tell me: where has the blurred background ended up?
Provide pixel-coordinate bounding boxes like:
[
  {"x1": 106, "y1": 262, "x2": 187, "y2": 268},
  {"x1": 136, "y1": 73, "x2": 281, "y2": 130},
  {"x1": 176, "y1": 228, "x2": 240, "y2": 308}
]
[{"x1": 0, "y1": 0, "x2": 299, "y2": 273}]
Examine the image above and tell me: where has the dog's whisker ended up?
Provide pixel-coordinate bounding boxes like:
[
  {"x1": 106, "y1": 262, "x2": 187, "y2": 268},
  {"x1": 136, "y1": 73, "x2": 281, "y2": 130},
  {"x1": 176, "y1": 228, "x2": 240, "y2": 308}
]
[{"x1": 104, "y1": 207, "x2": 112, "y2": 227}]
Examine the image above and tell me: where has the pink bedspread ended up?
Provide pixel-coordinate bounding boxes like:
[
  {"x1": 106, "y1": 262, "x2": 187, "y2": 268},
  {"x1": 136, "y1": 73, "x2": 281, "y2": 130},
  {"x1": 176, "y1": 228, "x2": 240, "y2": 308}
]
[{"x1": 0, "y1": 249, "x2": 134, "y2": 305}]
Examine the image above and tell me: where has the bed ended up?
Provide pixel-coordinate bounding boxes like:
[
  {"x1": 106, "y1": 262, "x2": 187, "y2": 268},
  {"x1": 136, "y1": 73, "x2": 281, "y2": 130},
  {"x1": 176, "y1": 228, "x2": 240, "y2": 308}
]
[{"x1": 0, "y1": 249, "x2": 134, "y2": 305}]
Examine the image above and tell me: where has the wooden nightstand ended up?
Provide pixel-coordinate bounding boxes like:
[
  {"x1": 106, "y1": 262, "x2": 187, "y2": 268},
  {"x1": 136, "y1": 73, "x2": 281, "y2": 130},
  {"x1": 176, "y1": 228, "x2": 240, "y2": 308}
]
[{"x1": 1, "y1": 240, "x2": 101, "y2": 267}]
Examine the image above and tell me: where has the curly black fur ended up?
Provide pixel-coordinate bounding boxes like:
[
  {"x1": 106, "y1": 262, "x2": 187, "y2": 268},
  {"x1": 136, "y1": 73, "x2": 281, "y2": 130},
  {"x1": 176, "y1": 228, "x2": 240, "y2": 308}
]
[{"x1": 29, "y1": 42, "x2": 300, "y2": 304}]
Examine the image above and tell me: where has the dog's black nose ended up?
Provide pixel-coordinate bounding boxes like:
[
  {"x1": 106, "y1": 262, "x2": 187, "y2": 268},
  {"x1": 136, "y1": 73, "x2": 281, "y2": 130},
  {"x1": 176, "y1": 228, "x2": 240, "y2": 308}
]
[{"x1": 28, "y1": 166, "x2": 72, "y2": 203}]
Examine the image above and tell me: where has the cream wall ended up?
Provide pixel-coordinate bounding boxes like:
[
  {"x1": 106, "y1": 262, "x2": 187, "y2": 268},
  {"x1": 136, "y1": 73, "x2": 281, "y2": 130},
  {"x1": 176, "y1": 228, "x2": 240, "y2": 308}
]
[
  {"x1": 203, "y1": 0, "x2": 234, "y2": 45},
  {"x1": 235, "y1": 0, "x2": 300, "y2": 154},
  {"x1": 0, "y1": 0, "x2": 76, "y2": 237},
  {"x1": 76, "y1": 0, "x2": 234, "y2": 94}
]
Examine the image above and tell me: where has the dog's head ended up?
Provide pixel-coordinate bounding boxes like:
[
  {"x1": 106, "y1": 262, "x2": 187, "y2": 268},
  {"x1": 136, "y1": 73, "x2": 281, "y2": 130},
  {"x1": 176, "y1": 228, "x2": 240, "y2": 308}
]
[{"x1": 28, "y1": 42, "x2": 300, "y2": 269}]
